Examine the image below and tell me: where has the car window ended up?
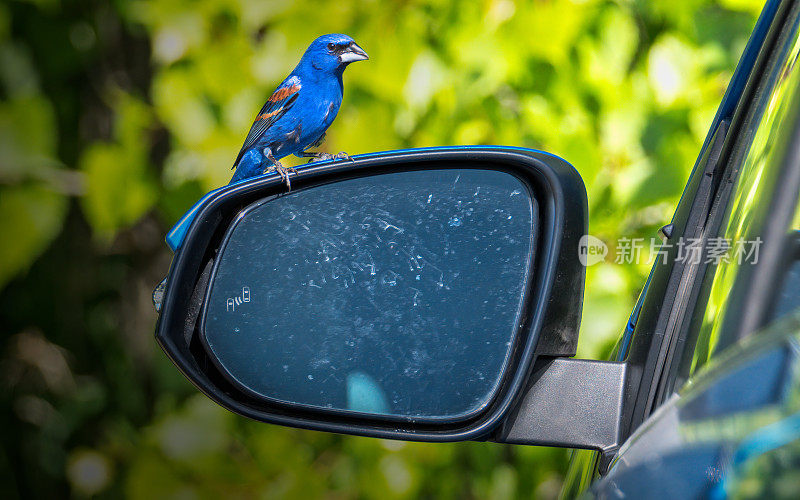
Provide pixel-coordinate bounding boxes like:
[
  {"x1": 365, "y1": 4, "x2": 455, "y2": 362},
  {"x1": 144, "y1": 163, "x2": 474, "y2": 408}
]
[{"x1": 683, "y1": 13, "x2": 800, "y2": 377}]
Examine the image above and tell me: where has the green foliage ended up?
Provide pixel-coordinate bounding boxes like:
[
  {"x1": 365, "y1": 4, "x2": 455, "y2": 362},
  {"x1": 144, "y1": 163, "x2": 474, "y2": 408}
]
[
  {"x1": 0, "y1": 40, "x2": 68, "y2": 289},
  {"x1": 80, "y1": 92, "x2": 158, "y2": 241},
  {"x1": 0, "y1": 0, "x2": 764, "y2": 497},
  {"x1": 0, "y1": 183, "x2": 66, "y2": 289}
]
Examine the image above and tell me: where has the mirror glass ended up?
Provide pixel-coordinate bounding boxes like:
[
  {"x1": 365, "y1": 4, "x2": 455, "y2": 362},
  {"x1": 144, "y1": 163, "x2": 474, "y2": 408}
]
[{"x1": 202, "y1": 168, "x2": 537, "y2": 420}]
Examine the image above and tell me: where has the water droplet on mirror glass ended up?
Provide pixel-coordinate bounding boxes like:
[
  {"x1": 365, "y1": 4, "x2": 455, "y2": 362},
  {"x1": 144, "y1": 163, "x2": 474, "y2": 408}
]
[{"x1": 448, "y1": 216, "x2": 462, "y2": 227}]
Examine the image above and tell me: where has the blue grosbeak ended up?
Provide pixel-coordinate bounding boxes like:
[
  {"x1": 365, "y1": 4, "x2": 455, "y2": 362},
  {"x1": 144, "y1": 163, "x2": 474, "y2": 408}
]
[{"x1": 230, "y1": 34, "x2": 369, "y2": 188}]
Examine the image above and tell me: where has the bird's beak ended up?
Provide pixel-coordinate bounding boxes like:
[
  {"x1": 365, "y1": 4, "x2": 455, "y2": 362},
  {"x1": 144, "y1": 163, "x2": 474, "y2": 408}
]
[{"x1": 339, "y1": 42, "x2": 369, "y2": 64}]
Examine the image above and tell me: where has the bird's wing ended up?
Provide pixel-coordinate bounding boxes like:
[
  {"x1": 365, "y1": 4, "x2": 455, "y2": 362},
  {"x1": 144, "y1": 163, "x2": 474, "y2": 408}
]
[{"x1": 233, "y1": 76, "x2": 302, "y2": 168}]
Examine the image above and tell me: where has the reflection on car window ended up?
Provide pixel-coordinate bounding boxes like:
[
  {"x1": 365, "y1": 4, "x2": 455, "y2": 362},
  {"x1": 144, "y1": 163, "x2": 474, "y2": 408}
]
[{"x1": 687, "y1": 16, "x2": 800, "y2": 376}]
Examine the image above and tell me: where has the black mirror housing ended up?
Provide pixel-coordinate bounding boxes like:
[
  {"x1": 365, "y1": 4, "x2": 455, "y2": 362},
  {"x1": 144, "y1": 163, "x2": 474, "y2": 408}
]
[{"x1": 155, "y1": 146, "x2": 587, "y2": 442}]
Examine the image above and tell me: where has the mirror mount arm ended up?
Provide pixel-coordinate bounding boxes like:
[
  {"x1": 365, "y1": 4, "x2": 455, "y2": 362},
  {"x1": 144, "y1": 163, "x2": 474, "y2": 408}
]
[{"x1": 491, "y1": 357, "x2": 627, "y2": 452}]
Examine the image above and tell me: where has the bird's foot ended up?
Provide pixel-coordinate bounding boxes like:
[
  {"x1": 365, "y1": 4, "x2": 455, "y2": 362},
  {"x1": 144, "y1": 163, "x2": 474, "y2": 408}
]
[
  {"x1": 264, "y1": 162, "x2": 295, "y2": 191},
  {"x1": 306, "y1": 152, "x2": 355, "y2": 163},
  {"x1": 307, "y1": 152, "x2": 334, "y2": 163},
  {"x1": 334, "y1": 151, "x2": 355, "y2": 163}
]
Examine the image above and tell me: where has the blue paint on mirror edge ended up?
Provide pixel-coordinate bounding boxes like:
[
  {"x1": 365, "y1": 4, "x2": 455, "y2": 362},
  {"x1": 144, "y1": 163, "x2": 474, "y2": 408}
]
[{"x1": 165, "y1": 145, "x2": 573, "y2": 251}]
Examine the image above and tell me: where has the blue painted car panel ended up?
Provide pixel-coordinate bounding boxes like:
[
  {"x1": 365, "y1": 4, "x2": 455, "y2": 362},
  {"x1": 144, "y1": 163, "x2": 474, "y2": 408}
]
[{"x1": 593, "y1": 313, "x2": 800, "y2": 498}]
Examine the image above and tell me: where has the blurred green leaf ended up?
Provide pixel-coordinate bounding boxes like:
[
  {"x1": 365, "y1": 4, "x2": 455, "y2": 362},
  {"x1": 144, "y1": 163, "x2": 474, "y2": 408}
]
[
  {"x1": 0, "y1": 185, "x2": 67, "y2": 289},
  {"x1": 79, "y1": 93, "x2": 157, "y2": 241}
]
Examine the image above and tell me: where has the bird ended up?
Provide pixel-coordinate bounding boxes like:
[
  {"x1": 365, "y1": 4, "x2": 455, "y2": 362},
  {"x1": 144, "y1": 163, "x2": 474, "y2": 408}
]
[{"x1": 230, "y1": 33, "x2": 369, "y2": 189}]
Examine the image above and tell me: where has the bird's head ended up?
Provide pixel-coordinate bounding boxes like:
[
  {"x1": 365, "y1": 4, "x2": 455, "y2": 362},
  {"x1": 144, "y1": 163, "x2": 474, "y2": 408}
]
[{"x1": 300, "y1": 34, "x2": 369, "y2": 75}]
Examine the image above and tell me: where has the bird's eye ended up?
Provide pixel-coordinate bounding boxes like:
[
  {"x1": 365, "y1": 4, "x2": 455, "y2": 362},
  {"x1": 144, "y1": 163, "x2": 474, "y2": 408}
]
[{"x1": 327, "y1": 43, "x2": 336, "y2": 51}]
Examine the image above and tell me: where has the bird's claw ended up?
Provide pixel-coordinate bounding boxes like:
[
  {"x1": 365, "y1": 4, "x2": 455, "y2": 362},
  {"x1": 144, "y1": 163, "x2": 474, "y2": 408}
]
[
  {"x1": 335, "y1": 151, "x2": 355, "y2": 163},
  {"x1": 307, "y1": 153, "x2": 334, "y2": 163},
  {"x1": 307, "y1": 151, "x2": 354, "y2": 163},
  {"x1": 265, "y1": 162, "x2": 295, "y2": 191}
]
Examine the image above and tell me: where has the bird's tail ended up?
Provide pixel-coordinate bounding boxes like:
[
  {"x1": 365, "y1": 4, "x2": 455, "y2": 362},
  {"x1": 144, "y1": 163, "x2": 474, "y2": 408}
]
[{"x1": 229, "y1": 149, "x2": 264, "y2": 184}]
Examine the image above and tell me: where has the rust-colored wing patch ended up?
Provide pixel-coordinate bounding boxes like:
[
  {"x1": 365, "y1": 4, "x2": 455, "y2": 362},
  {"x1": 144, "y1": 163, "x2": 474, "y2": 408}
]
[
  {"x1": 232, "y1": 80, "x2": 301, "y2": 168},
  {"x1": 257, "y1": 109, "x2": 281, "y2": 121},
  {"x1": 268, "y1": 83, "x2": 301, "y2": 103}
]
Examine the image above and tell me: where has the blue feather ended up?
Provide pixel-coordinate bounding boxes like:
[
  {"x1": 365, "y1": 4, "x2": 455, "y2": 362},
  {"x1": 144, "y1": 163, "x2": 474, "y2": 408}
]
[{"x1": 229, "y1": 149, "x2": 264, "y2": 184}]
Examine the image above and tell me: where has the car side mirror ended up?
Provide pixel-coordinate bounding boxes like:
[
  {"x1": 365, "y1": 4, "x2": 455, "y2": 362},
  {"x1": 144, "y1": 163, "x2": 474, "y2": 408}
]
[{"x1": 155, "y1": 147, "x2": 625, "y2": 449}]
